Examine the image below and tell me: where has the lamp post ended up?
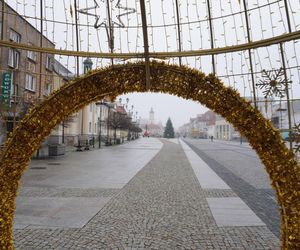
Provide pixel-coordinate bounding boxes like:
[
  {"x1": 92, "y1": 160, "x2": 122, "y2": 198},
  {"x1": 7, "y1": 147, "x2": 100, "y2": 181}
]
[
  {"x1": 62, "y1": 121, "x2": 65, "y2": 144},
  {"x1": 113, "y1": 111, "x2": 117, "y2": 144},
  {"x1": 119, "y1": 98, "x2": 132, "y2": 141},
  {"x1": 96, "y1": 100, "x2": 110, "y2": 148},
  {"x1": 99, "y1": 103, "x2": 102, "y2": 148},
  {"x1": 128, "y1": 105, "x2": 134, "y2": 140},
  {"x1": 96, "y1": 101, "x2": 103, "y2": 148},
  {"x1": 107, "y1": 104, "x2": 111, "y2": 145}
]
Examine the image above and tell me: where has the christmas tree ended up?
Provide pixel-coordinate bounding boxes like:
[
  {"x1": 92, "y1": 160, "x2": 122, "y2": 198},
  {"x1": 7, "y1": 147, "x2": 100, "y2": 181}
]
[{"x1": 163, "y1": 118, "x2": 175, "y2": 138}]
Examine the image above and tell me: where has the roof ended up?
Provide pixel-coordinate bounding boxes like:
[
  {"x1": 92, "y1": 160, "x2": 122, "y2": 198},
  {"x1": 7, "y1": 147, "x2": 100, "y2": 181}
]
[
  {"x1": 53, "y1": 60, "x2": 75, "y2": 81},
  {"x1": 116, "y1": 105, "x2": 126, "y2": 114}
]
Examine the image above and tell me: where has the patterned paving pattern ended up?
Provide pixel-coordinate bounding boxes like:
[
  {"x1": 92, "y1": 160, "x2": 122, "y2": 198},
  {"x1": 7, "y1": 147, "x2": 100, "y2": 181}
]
[
  {"x1": 202, "y1": 189, "x2": 237, "y2": 198},
  {"x1": 14, "y1": 140, "x2": 279, "y2": 249},
  {"x1": 18, "y1": 187, "x2": 120, "y2": 198},
  {"x1": 184, "y1": 139, "x2": 281, "y2": 237}
]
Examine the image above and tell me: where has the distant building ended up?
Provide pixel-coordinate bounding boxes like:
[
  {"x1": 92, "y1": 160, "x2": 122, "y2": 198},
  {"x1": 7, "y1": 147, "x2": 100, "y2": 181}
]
[
  {"x1": 47, "y1": 59, "x2": 75, "y2": 145},
  {"x1": 140, "y1": 108, "x2": 163, "y2": 137},
  {"x1": 178, "y1": 123, "x2": 189, "y2": 137},
  {"x1": 149, "y1": 107, "x2": 155, "y2": 124},
  {"x1": 215, "y1": 115, "x2": 234, "y2": 140},
  {"x1": 179, "y1": 110, "x2": 216, "y2": 138},
  {"x1": 271, "y1": 100, "x2": 300, "y2": 134}
]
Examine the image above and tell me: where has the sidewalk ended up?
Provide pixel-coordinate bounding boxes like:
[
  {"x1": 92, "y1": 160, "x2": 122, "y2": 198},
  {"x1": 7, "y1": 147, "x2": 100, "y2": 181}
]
[
  {"x1": 14, "y1": 138, "x2": 279, "y2": 249},
  {"x1": 208, "y1": 138, "x2": 300, "y2": 160}
]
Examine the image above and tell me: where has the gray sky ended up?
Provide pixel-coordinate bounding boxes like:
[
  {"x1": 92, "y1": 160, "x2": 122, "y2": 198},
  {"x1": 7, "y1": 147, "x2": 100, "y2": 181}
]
[{"x1": 118, "y1": 93, "x2": 208, "y2": 129}]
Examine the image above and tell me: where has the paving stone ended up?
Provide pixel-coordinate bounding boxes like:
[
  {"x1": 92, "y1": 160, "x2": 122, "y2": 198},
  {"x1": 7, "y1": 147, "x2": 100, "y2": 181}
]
[
  {"x1": 14, "y1": 139, "x2": 279, "y2": 249},
  {"x1": 202, "y1": 189, "x2": 237, "y2": 198},
  {"x1": 184, "y1": 139, "x2": 281, "y2": 237},
  {"x1": 18, "y1": 187, "x2": 120, "y2": 198}
]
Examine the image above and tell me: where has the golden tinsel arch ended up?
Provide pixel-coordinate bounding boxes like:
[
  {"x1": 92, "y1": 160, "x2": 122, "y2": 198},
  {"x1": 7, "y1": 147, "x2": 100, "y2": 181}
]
[{"x1": 0, "y1": 61, "x2": 299, "y2": 249}]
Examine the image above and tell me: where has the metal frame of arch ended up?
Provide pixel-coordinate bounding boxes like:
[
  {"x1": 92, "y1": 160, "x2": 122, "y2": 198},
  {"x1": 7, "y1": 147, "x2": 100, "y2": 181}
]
[{"x1": 0, "y1": 30, "x2": 300, "y2": 59}]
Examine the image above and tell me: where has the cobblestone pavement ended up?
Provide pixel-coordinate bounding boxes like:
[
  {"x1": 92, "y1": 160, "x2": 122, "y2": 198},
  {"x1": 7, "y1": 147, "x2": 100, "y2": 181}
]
[
  {"x1": 14, "y1": 139, "x2": 279, "y2": 249},
  {"x1": 184, "y1": 138, "x2": 280, "y2": 238}
]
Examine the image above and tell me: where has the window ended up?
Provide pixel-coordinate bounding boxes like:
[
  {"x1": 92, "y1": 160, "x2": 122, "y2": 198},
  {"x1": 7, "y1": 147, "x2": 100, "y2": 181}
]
[
  {"x1": 89, "y1": 122, "x2": 92, "y2": 133},
  {"x1": 47, "y1": 74, "x2": 52, "y2": 83},
  {"x1": 44, "y1": 83, "x2": 53, "y2": 96},
  {"x1": 25, "y1": 74, "x2": 36, "y2": 92},
  {"x1": 9, "y1": 29, "x2": 21, "y2": 43},
  {"x1": 27, "y1": 61, "x2": 36, "y2": 72},
  {"x1": 27, "y1": 50, "x2": 37, "y2": 62},
  {"x1": 9, "y1": 83, "x2": 20, "y2": 104},
  {"x1": 8, "y1": 49, "x2": 20, "y2": 68},
  {"x1": 45, "y1": 55, "x2": 52, "y2": 70},
  {"x1": 94, "y1": 123, "x2": 97, "y2": 133},
  {"x1": 8, "y1": 49, "x2": 14, "y2": 67}
]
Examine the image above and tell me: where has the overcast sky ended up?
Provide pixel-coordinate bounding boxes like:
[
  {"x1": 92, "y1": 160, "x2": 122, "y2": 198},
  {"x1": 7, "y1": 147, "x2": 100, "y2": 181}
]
[{"x1": 118, "y1": 93, "x2": 208, "y2": 129}]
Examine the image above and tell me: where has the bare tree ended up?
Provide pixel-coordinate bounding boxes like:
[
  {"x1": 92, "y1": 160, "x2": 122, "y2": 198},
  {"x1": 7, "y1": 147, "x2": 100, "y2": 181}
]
[{"x1": 107, "y1": 111, "x2": 130, "y2": 143}]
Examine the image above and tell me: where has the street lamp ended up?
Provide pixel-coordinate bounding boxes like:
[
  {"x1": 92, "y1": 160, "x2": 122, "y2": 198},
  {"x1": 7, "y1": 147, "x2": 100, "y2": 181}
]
[
  {"x1": 96, "y1": 101, "x2": 103, "y2": 148},
  {"x1": 106, "y1": 103, "x2": 112, "y2": 145},
  {"x1": 96, "y1": 100, "x2": 110, "y2": 148},
  {"x1": 119, "y1": 98, "x2": 132, "y2": 141}
]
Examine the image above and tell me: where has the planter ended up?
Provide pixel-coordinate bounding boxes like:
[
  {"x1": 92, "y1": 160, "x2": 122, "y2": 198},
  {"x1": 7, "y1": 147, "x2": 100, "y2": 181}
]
[{"x1": 48, "y1": 144, "x2": 65, "y2": 156}]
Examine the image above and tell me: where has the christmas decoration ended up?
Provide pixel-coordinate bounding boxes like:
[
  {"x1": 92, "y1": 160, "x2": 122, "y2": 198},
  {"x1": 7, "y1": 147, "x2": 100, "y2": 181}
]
[
  {"x1": 78, "y1": 0, "x2": 136, "y2": 29},
  {"x1": 163, "y1": 118, "x2": 175, "y2": 138},
  {"x1": 256, "y1": 68, "x2": 291, "y2": 98},
  {"x1": 0, "y1": 61, "x2": 299, "y2": 249}
]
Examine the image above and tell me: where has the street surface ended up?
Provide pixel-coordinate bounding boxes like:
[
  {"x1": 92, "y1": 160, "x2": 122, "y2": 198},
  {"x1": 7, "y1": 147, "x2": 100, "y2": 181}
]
[
  {"x1": 14, "y1": 138, "x2": 280, "y2": 249},
  {"x1": 184, "y1": 138, "x2": 280, "y2": 237}
]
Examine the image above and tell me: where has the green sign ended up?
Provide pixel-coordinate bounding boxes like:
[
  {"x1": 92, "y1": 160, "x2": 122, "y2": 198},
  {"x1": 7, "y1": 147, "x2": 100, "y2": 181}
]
[{"x1": 1, "y1": 72, "x2": 12, "y2": 107}]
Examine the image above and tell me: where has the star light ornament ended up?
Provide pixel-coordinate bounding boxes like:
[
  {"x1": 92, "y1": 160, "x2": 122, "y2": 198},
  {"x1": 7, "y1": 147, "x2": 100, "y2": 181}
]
[{"x1": 78, "y1": 0, "x2": 136, "y2": 29}]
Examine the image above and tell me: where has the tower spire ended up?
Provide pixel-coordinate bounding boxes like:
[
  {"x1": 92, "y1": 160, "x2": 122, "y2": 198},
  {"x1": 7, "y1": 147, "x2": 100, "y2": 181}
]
[{"x1": 149, "y1": 107, "x2": 154, "y2": 124}]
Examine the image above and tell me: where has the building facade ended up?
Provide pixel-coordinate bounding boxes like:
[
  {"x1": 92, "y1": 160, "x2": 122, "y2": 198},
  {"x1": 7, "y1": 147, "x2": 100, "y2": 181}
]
[
  {"x1": 178, "y1": 110, "x2": 216, "y2": 139},
  {"x1": 0, "y1": 2, "x2": 55, "y2": 145},
  {"x1": 0, "y1": 3, "x2": 139, "y2": 151},
  {"x1": 215, "y1": 115, "x2": 234, "y2": 140}
]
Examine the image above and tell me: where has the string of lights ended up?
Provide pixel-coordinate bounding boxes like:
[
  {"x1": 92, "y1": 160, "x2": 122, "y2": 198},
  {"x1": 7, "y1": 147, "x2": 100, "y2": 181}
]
[
  {"x1": 0, "y1": 0, "x2": 299, "y2": 135},
  {"x1": 1, "y1": 0, "x2": 286, "y2": 29}
]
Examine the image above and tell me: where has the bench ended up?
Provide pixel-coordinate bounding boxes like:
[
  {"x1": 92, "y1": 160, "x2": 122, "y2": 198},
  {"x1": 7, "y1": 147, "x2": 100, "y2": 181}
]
[{"x1": 74, "y1": 140, "x2": 90, "y2": 151}]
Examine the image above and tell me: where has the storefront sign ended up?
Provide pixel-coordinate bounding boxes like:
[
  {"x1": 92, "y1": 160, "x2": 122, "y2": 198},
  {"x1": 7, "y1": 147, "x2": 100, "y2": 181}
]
[{"x1": 1, "y1": 72, "x2": 12, "y2": 107}]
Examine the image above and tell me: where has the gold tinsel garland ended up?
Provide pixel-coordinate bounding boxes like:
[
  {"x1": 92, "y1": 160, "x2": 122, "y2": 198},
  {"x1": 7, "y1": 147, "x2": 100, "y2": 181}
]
[{"x1": 0, "y1": 61, "x2": 299, "y2": 249}]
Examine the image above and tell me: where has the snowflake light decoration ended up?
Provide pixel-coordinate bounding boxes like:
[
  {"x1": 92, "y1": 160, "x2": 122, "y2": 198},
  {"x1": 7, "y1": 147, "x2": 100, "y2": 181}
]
[
  {"x1": 78, "y1": 0, "x2": 136, "y2": 29},
  {"x1": 256, "y1": 68, "x2": 291, "y2": 98}
]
